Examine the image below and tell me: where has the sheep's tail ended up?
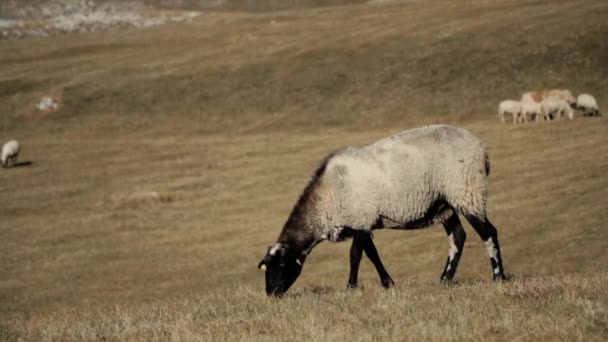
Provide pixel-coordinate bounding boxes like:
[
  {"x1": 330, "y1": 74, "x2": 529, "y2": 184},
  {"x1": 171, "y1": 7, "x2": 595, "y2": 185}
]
[{"x1": 484, "y1": 150, "x2": 491, "y2": 176}]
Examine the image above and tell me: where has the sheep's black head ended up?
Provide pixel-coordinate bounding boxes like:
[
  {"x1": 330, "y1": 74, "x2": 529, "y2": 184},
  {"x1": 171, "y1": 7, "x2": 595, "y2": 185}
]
[{"x1": 258, "y1": 244, "x2": 304, "y2": 296}]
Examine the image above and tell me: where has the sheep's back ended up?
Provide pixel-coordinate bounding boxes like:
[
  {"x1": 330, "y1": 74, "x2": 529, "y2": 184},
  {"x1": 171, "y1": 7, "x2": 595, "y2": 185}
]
[
  {"x1": 1, "y1": 140, "x2": 20, "y2": 160},
  {"x1": 318, "y1": 125, "x2": 488, "y2": 229},
  {"x1": 577, "y1": 94, "x2": 598, "y2": 109}
]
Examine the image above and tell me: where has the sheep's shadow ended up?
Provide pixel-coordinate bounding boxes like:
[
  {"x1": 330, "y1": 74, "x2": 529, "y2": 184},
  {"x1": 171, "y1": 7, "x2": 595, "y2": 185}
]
[{"x1": 10, "y1": 161, "x2": 33, "y2": 168}]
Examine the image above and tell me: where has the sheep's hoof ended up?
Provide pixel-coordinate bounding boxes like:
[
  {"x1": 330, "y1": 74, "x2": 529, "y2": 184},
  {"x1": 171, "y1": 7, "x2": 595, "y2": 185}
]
[
  {"x1": 440, "y1": 278, "x2": 461, "y2": 287},
  {"x1": 440, "y1": 271, "x2": 455, "y2": 283},
  {"x1": 381, "y1": 277, "x2": 395, "y2": 289},
  {"x1": 493, "y1": 273, "x2": 507, "y2": 282},
  {"x1": 347, "y1": 283, "x2": 358, "y2": 289},
  {"x1": 440, "y1": 277, "x2": 455, "y2": 285}
]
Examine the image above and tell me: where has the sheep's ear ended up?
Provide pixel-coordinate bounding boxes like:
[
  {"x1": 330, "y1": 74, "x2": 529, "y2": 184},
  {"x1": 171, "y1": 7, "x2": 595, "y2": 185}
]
[
  {"x1": 258, "y1": 247, "x2": 275, "y2": 270},
  {"x1": 258, "y1": 260, "x2": 267, "y2": 271},
  {"x1": 258, "y1": 254, "x2": 272, "y2": 270},
  {"x1": 296, "y1": 259, "x2": 302, "y2": 266}
]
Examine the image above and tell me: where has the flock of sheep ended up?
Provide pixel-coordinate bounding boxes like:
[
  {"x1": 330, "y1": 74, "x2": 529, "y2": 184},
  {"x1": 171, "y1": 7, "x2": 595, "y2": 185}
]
[
  {"x1": 498, "y1": 90, "x2": 601, "y2": 124},
  {"x1": 0, "y1": 90, "x2": 602, "y2": 169}
]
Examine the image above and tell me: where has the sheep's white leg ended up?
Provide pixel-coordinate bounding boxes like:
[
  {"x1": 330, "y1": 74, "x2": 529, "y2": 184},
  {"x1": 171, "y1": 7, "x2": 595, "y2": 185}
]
[
  {"x1": 440, "y1": 214, "x2": 466, "y2": 282},
  {"x1": 540, "y1": 111, "x2": 548, "y2": 122}
]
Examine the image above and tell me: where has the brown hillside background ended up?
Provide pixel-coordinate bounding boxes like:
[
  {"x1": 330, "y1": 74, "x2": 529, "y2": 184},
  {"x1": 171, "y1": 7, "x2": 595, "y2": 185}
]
[{"x1": 0, "y1": 0, "x2": 607, "y2": 340}]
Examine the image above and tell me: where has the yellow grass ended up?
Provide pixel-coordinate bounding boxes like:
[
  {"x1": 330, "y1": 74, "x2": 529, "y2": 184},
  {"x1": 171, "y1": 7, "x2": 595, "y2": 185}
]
[
  {"x1": 5, "y1": 273, "x2": 608, "y2": 341},
  {"x1": 0, "y1": 0, "x2": 607, "y2": 340}
]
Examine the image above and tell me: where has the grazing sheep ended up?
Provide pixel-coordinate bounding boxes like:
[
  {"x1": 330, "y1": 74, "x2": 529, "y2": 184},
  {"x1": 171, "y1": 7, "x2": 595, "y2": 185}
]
[
  {"x1": 1, "y1": 140, "x2": 20, "y2": 168},
  {"x1": 576, "y1": 93, "x2": 601, "y2": 117},
  {"x1": 258, "y1": 125, "x2": 506, "y2": 296},
  {"x1": 542, "y1": 99, "x2": 574, "y2": 121},
  {"x1": 520, "y1": 101, "x2": 544, "y2": 122},
  {"x1": 546, "y1": 89, "x2": 576, "y2": 107},
  {"x1": 521, "y1": 89, "x2": 576, "y2": 107},
  {"x1": 521, "y1": 91, "x2": 544, "y2": 104},
  {"x1": 498, "y1": 100, "x2": 522, "y2": 124}
]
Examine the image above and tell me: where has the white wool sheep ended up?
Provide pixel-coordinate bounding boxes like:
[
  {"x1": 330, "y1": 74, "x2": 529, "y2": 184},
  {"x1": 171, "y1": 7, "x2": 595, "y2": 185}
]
[
  {"x1": 1, "y1": 140, "x2": 20, "y2": 168},
  {"x1": 521, "y1": 89, "x2": 576, "y2": 106},
  {"x1": 258, "y1": 125, "x2": 506, "y2": 295},
  {"x1": 521, "y1": 91, "x2": 542, "y2": 103},
  {"x1": 542, "y1": 99, "x2": 574, "y2": 121},
  {"x1": 576, "y1": 93, "x2": 601, "y2": 117},
  {"x1": 520, "y1": 101, "x2": 544, "y2": 122},
  {"x1": 546, "y1": 89, "x2": 576, "y2": 106},
  {"x1": 498, "y1": 100, "x2": 522, "y2": 124}
]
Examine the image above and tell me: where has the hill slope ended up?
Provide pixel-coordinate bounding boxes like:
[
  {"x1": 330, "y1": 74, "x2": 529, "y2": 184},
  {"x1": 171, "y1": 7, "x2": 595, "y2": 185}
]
[
  {"x1": 0, "y1": 0, "x2": 607, "y2": 339},
  {"x1": 0, "y1": 0, "x2": 606, "y2": 134}
]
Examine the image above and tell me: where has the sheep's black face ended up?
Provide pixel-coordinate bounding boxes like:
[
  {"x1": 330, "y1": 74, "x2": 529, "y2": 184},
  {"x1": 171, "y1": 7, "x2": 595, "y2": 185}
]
[{"x1": 258, "y1": 247, "x2": 303, "y2": 296}]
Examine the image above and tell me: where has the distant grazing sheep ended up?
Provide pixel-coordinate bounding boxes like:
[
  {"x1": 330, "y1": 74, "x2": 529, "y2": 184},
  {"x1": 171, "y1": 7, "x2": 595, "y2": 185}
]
[
  {"x1": 521, "y1": 91, "x2": 543, "y2": 104},
  {"x1": 498, "y1": 100, "x2": 522, "y2": 124},
  {"x1": 1, "y1": 140, "x2": 20, "y2": 168},
  {"x1": 576, "y1": 93, "x2": 601, "y2": 117},
  {"x1": 520, "y1": 101, "x2": 544, "y2": 123},
  {"x1": 521, "y1": 89, "x2": 576, "y2": 107},
  {"x1": 546, "y1": 89, "x2": 576, "y2": 107},
  {"x1": 542, "y1": 99, "x2": 574, "y2": 121},
  {"x1": 258, "y1": 125, "x2": 506, "y2": 296}
]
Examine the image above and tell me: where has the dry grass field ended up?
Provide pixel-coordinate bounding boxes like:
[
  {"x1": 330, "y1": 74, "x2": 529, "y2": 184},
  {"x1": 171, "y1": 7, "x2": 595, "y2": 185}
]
[
  {"x1": 1, "y1": 0, "x2": 607, "y2": 340},
  {"x1": 5, "y1": 273, "x2": 608, "y2": 341}
]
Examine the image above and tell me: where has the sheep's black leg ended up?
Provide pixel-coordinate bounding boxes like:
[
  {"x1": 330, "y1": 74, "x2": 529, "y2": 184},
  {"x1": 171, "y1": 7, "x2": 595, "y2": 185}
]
[
  {"x1": 359, "y1": 231, "x2": 395, "y2": 288},
  {"x1": 347, "y1": 234, "x2": 364, "y2": 288},
  {"x1": 440, "y1": 214, "x2": 466, "y2": 282},
  {"x1": 348, "y1": 232, "x2": 394, "y2": 288},
  {"x1": 465, "y1": 215, "x2": 506, "y2": 281}
]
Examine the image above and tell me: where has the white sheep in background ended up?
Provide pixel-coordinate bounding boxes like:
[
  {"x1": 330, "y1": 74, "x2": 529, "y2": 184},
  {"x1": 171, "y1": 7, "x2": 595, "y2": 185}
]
[
  {"x1": 521, "y1": 89, "x2": 576, "y2": 107},
  {"x1": 521, "y1": 90, "x2": 543, "y2": 104},
  {"x1": 576, "y1": 93, "x2": 601, "y2": 117},
  {"x1": 520, "y1": 101, "x2": 544, "y2": 123},
  {"x1": 546, "y1": 89, "x2": 576, "y2": 107},
  {"x1": 258, "y1": 125, "x2": 506, "y2": 296},
  {"x1": 1, "y1": 140, "x2": 20, "y2": 168},
  {"x1": 497, "y1": 100, "x2": 522, "y2": 124},
  {"x1": 542, "y1": 99, "x2": 574, "y2": 121}
]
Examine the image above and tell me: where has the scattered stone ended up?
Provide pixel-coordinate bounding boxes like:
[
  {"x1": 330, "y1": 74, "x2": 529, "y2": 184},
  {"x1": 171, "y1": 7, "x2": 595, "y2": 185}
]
[
  {"x1": 0, "y1": 1, "x2": 200, "y2": 40},
  {"x1": 35, "y1": 96, "x2": 59, "y2": 112}
]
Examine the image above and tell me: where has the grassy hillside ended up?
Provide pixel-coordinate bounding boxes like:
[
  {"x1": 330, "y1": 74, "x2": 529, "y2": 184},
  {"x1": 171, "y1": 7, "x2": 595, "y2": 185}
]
[
  {"x1": 1, "y1": 0, "x2": 606, "y2": 134},
  {"x1": 0, "y1": 0, "x2": 607, "y2": 340}
]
